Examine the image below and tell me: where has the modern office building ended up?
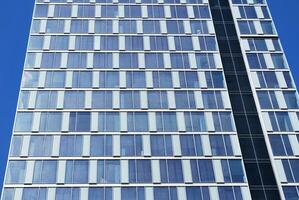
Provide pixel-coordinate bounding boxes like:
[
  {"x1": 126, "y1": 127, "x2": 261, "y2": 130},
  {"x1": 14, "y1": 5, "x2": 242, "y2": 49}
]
[{"x1": 1, "y1": 0, "x2": 299, "y2": 199}]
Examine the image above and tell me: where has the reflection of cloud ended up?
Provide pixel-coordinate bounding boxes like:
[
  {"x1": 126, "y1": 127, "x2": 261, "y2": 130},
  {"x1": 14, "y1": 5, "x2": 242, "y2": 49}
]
[{"x1": 24, "y1": 71, "x2": 33, "y2": 80}]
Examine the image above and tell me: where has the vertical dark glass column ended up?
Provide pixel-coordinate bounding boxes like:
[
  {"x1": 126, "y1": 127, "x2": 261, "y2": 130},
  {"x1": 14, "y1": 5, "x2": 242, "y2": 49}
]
[{"x1": 208, "y1": 0, "x2": 280, "y2": 199}]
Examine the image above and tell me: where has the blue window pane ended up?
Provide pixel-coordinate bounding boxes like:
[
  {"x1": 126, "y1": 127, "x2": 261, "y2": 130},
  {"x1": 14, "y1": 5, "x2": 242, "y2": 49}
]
[
  {"x1": 99, "y1": 112, "x2": 120, "y2": 131},
  {"x1": 10, "y1": 136, "x2": 23, "y2": 157},
  {"x1": 60, "y1": 135, "x2": 83, "y2": 157},
  {"x1": 89, "y1": 188, "x2": 104, "y2": 200},
  {"x1": 69, "y1": 112, "x2": 91, "y2": 132},
  {"x1": 92, "y1": 91, "x2": 113, "y2": 109},
  {"x1": 186, "y1": 187, "x2": 202, "y2": 200},
  {"x1": 90, "y1": 135, "x2": 112, "y2": 156},
  {"x1": 29, "y1": 36, "x2": 44, "y2": 50},
  {"x1": 39, "y1": 112, "x2": 62, "y2": 132},
  {"x1": 6, "y1": 161, "x2": 26, "y2": 184},
  {"x1": 94, "y1": 53, "x2": 113, "y2": 69},
  {"x1": 99, "y1": 72, "x2": 119, "y2": 88},
  {"x1": 15, "y1": 112, "x2": 33, "y2": 132}
]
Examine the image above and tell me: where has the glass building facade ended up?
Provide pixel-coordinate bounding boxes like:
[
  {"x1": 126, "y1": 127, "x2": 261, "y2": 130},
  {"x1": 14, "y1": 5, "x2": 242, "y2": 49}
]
[{"x1": 1, "y1": 0, "x2": 299, "y2": 199}]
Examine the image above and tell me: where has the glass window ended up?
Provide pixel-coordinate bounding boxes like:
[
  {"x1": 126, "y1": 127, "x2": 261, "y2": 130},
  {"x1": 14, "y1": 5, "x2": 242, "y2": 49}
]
[
  {"x1": 33, "y1": 160, "x2": 57, "y2": 184},
  {"x1": 67, "y1": 53, "x2": 87, "y2": 69},
  {"x1": 145, "y1": 53, "x2": 164, "y2": 69},
  {"x1": 167, "y1": 20, "x2": 184, "y2": 34},
  {"x1": 77, "y1": 5, "x2": 95, "y2": 17},
  {"x1": 64, "y1": 91, "x2": 85, "y2": 109},
  {"x1": 101, "y1": 6, "x2": 118, "y2": 17},
  {"x1": 195, "y1": 53, "x2": 216, "y2": 69},
  {"x1": 174, "y1": 91, "x2": 194, "y2": 109},
  {"x1": 180, "y1": 135, "x2": 203, "y2": 156},
  {"x1": 6, "y1": 161, "x2": 26, "y2": 184},
  {"x1": 39, "y1": 112, "x2": 62, "y2": 132},
  {"x1": 154, "y1": 187, "x2": 178, "y2": 200},
  {"x1": 190, "y1": 21, "x2": 209, "y2": 34},
  {"x1": 99, "y1": 112, "x2": 120, "y2": 131},
  {"x1": 66, "y1": 160, "x2": 89, "y2": 184},
  {"x1": 128, "y1": 112, "x2": 148, "y2": 131},
  {"x1": 95, "y1": 20, "x2": 113, "y2": 34},
  {"x1": 171, "y1": 53, "x2": 190, "y2": 69},
  {"x1": 69, "y1": 112, "x2": 91, "y2": 132},
  {"x1": 54, "y1": 5, "x2": 72, "y2": 17},
  {"x1": 36, "y1": 91, "x2": 58, "y2": 109},
  {"x1": 193, "y1": 6, "x2": 210, "y2": 18},
  {"x1": 29, "y1": 135, "x2": 53, "y2": 157},
  {"x1": 99, "y1": 72, "x2": 119, "y2": 88},
  {"x1": 94, "y1": 53, "x2": 113, "y2": 69},
  {"x1": 270, "y1": 112, "x2": 294, "y2": 132},
  {"x1": 153, "y1": 72, "x2": 173, "y2": 88},
  {"x1": 98, "y1": 160, "x2": 120, "y2": 183},
  {"x1": 119, "y1": 20, "x2": 137, "y2": 34},
  {"x1": 271, "y1": 54, "x2": 287, "y2": 69},
  {"x1": 150, "y1": 36, "x2": 168, "y2": 51},
  {"x1": 126, "y1": 72, "x2": 146, "y2": 88},
  {"x1": 151, "y1": 135, "x2": 173, "y2": 156},
  {"x1": 129, "y1": 160, "x2": 152, "y2": 183},
  {"x1": 147, "y1": 6, "x2": 164, "y2": 18},
  {"x1": 50, "y1": 36, "x2": 69, "y2": 50},
  {"x1": 143, "y1": 20, "x2": 161, "y2": 34},
  {"x1": 156, "y1": 112, "x2": 177, "y2": 132},
  {"x1": 148, "y1": 91, "x2": 168, "y2": 109},
  {"x1": 213, "y1": 112, "x2": 235, "y2": 132},
  {"x1": 121, "y1": 135, "x2": 142, "y2": 156},
  {"x1": 191, "y1": 160, "x2": 215, "y2": 182},
  {"x1": 45, "y1": 71, "x2": 65, "y2": 88},
  {"x1": 34, "y1": 4, "x2": 48, "y2": 17},
  {"x1": 60, "y1": 135, "x2": 83, "y2": 157},
  {"x1": 22, "y1": 72, "x2": 39, "y2": 88},
  {"x1": 210, "y1": 135, "x2": 233, "y2": 156},
  {"x1": 125, "y1": 36, "x2": 143, "y2": 51},
  {"x1": 28, "y1": 36, "x2": 44, "y2": 50},
  {"x1": 10, "y1": 136, "x2": 23, "y2": 157},
  {"x1": 18, "y1": 91, "x2": 30, "y2": 109},
  {"x1": 160, "y1": 160, "x2": 183, "y2": 183},
  {"x1": 92, "y1": 91, "x2": 113, "y2": 109},
  {"x1": 25, "y1": 53, "x2": 37, "y2": 69},
  {"x1": 174, "y1": 37, "x2": 193, "y2": 51},
  {"x1": 120, "y1": 91, "x2": 140, "y2": 109},
  {"x1": 124, "y1": 6, "x2": 141, "y2": 18},
  {"x1": 56, "y1": 188, "x2": 80, "y2": 200},
  {"x1": 202, "y1": 91, "x2": 224, "y2": 109},
  {"x1": 269, "y1": 135, "x2": 293, "y2": 156},
  {"x1": 90, "y1": 135, "x2": 112, "y2": 157},
  {"x1": 184, "y1": 112, "x2": 206, "y2": 132},
  {"x1": 283, "y1": 92, "x2": 299, "y2": 109},
  {"x1": 71, "y1": 19, "x2": 88, "y2": 33},
  {"x1": 170, "y1": 5, "x2": 188, "y2": 18},
  {"x1": 179, "y1": 72, "x2": 199, "y2": 88},
  {"x1": 199, "y1": 36, "x2": 218, "y2": 51},
  {"x1": 15, "y1": 112, "x2": 33, "y2": 132},
  {"x1": 41, "y1": 53, "x2": 61, "y2": 69},
  {"x1": 75, "y1": 36, "x2": 94, "y2": 50},
  {"x1": 46, "y1": 19, "x2": 65, "y2": 33},
  {"x1": 119, "y1": 53, "x2": 139, "y2": 69},
  {"x1": 100, "y1": 36, "x2": 118, "y2": 50},
  {"x1": 121, "y1": 187, "x2": 145, "y2": 200},
  {"x1": 22, "y1": 188, "x2": 47, "y2": 200},
  {"x1": 72, "y1": 71, "x2": 92, "y2": 88}
]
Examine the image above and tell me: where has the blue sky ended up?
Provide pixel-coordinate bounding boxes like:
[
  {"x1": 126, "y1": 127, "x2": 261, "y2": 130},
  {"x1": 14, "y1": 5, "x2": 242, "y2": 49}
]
[{"x1": 0, "y1": 0, "x2": 298, "y2": 192}]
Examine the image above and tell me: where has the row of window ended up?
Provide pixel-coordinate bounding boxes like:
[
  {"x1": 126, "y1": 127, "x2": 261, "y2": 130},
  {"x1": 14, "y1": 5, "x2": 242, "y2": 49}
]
[
  {"x1": 14, "y1": 111, "x2": 235, "y2": 132},
  {"x1": 25, "y1": 52, "x2": 220, "y2": 69},
  {"x1": 28, "y1": 35, "x2": 218, "y2": 51},
  {"x1": 19, "y1": 90, "x2": 228, "y2": 110},
  {"x1": 3, "y1": 186, "x2": 247, "y2": 200},
  {"x1": 254, "y1": 71, "x2": 294, "y2": 89},
  {"x1": 10, "y1": 134, "x2": 238, "y2": 157},
  {"x1": 238, "y1": 20, "x2": 276, "y2": 35},
  {"x1": 37, "y1": 0, "x2": 206, "y2": 3},
  {"x1": 237, "y1": 6, "x2": 270, "y2": 19},
  {"x1": 257, "y1": 91, "x2": 299, "y2": 110},
  {"x1": 6, "y1": 159, "x2": 245, "y2": 184},
  {"x1": 244, "y1": 38, "x2": 281, "y2": 52},
  {"x1": 34, "y1": 5, "x2": 211, "y2": 19},
  {"x1": 269, "y1": 134, "x2": 299, "y2": 156},
  {"x1": 32, "y1": 19, "x2": 213, "y2": 34},
  {"x1": 232, "y1": 0, "x2": 265, "y2": 4},
  {"x1": 247, "y1": 53, "x2": 287, "y2": 69},
  {"x1": 267, "y1": 112, "x2": 297, "y2": 132},
  {"x1": 22, "y1": 71, "x2": 225, "y2": 89}
]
